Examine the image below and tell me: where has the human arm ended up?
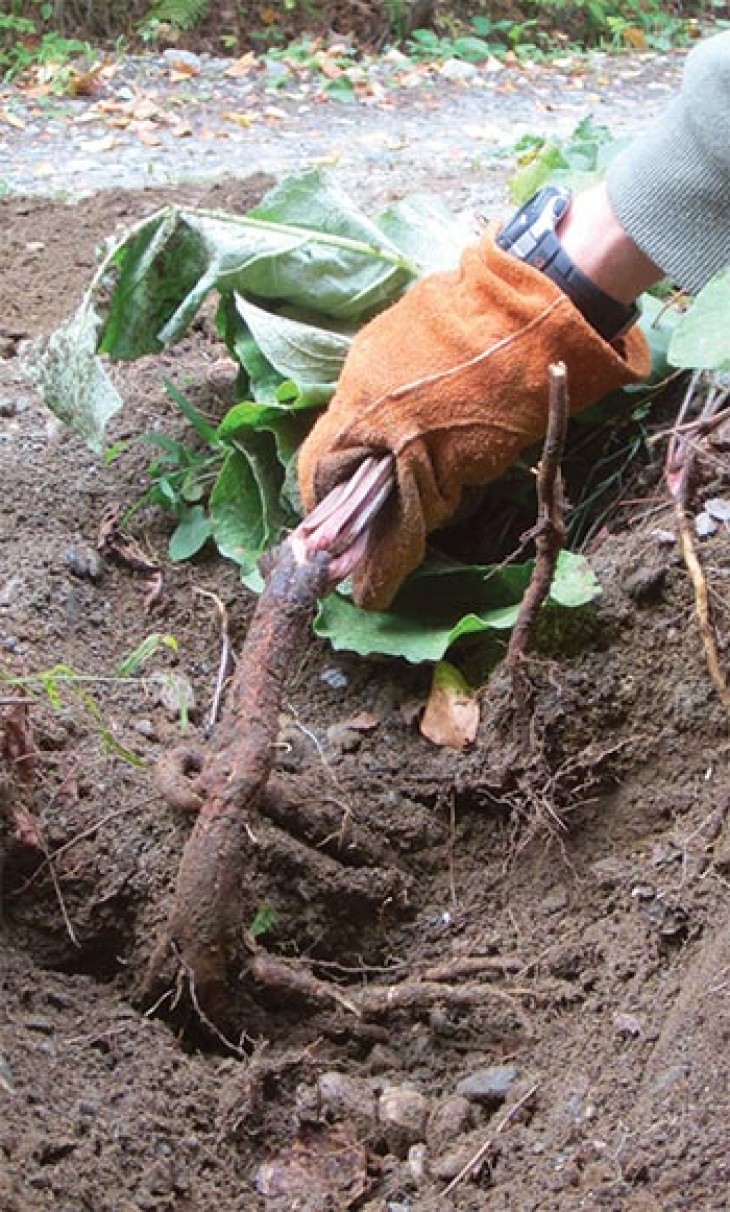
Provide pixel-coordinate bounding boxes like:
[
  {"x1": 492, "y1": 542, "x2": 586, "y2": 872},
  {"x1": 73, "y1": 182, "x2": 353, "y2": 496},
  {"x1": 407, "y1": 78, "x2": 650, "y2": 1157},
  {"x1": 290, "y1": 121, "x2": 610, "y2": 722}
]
[{"x1": 606, "y1": 28, "x2": 730, "y2": 294}]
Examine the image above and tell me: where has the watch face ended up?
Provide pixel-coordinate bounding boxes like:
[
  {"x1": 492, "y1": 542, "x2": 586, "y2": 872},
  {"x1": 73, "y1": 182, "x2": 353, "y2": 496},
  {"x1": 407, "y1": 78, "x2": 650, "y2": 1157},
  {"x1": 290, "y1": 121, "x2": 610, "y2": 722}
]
[{"x1": 497, "y1": 187, "x2": 571, "y2": 259}]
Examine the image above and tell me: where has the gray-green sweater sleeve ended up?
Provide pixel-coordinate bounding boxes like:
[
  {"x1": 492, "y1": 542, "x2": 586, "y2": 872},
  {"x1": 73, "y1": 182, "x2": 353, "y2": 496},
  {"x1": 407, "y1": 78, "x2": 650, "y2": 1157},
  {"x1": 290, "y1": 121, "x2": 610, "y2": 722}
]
[{"x1": 607, "y1": 30, "x2": 730, "y2": 294}]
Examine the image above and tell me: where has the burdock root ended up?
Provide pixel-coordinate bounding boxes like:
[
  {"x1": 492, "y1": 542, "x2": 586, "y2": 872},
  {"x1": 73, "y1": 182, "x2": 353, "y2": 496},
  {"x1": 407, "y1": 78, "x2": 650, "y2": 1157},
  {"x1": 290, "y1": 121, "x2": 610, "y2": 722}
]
[{"x1": 143, "y1": 456, "x2": 394, "y2": 1028}]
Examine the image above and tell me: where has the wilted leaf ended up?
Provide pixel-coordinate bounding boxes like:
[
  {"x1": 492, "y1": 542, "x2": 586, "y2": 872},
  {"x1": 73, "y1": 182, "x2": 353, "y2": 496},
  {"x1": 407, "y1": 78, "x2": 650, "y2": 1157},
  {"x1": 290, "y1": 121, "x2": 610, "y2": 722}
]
[
  {"x1": 255, "y1": 1123, "x2": 369, "y2": 1207},
  {"x1": 24, "y1": 303, "x2": 123, "y2": 453},
  {"x1": 420, "y1": 660, "x2": 479, "y2": 750}
]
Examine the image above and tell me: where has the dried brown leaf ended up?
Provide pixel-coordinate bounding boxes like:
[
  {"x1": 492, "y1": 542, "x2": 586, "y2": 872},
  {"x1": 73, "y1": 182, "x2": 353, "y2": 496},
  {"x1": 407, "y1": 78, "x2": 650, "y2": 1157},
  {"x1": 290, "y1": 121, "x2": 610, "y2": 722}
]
[
  {"x1": 419, "y1": 661, "x2": 479, "y2": 751},
  {"x1": 255, "y1": 1123, "x2": 369, "y2": 1207}
]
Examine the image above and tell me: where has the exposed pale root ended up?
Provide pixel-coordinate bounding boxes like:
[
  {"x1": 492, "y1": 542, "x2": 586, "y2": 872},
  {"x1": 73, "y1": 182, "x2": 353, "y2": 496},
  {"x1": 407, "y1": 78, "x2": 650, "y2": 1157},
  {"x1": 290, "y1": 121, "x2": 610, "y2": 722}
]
[{"x1": 249, "y1": 951, "x2": 535, "y2": 1034}]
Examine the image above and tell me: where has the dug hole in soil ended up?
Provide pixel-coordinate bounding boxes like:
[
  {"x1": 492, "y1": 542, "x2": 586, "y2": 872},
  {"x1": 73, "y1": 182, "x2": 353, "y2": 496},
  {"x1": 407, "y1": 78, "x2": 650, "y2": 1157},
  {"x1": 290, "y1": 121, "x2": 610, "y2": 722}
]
[{"x1": 1, "y1": 62, "x2": 730, "y2": 1212}]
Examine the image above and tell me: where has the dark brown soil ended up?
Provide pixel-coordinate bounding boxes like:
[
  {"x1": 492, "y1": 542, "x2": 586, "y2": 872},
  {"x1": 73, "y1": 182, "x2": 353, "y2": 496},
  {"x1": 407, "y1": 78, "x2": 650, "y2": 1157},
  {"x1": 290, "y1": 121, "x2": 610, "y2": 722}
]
[{"x1": 1, "y1": 180, "x2": 729, "y2": 1212}]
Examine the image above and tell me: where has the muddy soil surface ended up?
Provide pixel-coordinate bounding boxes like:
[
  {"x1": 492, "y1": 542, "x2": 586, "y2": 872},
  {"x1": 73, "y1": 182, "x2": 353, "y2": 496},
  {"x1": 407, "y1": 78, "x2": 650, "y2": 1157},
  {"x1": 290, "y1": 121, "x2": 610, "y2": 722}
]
[{"x1": 2, "y1": 46, "x2": 730, "y2": 1212}]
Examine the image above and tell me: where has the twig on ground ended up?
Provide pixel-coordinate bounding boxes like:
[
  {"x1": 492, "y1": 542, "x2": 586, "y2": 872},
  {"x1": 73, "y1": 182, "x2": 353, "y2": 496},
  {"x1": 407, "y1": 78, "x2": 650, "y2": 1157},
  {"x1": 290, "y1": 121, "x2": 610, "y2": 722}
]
[
  {"x1": 193, "y1": 588, "x2": 233, "y2": 735},
  {"x1": 442, "y1": 1081, "x2": 539, "y2": 1196},
  {"x1": 44, "y1": 847, "x2": 81, "y2": 949},
  {"x1": 506, "y1": 362, "x2": 569, "y2": 728}
]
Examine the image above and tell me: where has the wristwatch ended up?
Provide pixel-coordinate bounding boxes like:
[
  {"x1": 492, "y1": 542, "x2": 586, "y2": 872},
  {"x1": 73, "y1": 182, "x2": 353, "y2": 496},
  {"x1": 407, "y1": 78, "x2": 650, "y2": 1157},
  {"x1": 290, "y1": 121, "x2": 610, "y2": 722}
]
[{"x1": 496, "y1": 186, "x2": 639, "y2": 343}]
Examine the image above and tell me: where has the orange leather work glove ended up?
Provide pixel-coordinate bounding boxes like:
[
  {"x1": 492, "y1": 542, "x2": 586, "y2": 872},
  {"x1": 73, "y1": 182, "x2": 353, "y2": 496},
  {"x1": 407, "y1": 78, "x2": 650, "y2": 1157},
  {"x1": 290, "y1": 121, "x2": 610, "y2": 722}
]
[{"x1": 298, "y1": 236, "x2": 651, "y2": 610}]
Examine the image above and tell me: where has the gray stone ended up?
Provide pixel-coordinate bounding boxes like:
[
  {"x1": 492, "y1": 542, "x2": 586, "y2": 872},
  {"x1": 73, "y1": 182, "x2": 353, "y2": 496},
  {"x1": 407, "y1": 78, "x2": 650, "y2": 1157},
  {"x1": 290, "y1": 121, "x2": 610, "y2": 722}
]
[
  {"x1": 64, "y1": 545, "x2": 103, "y2": 582},
  {"x1": 321, "y1": 666, "x2": 348, "y2": 690},
  {"x1": 440, "y1": 58, "x2": 478, "y2": 81},
  {"x1": 407, "y1": 1142, "x2": 428, "y2": 1185},
  {"x1": 621, "y1": 564, "x2": 667, "y2": 605},
  {"x1": 163, "y1": 48, "x2": 201, "y2": 71},
  {"x1": 134, "y1": 719, "x2": 158, "y2": 739},
  {"x1": 455, "y1": 1065, "x2": 518, "y2": 1106}
]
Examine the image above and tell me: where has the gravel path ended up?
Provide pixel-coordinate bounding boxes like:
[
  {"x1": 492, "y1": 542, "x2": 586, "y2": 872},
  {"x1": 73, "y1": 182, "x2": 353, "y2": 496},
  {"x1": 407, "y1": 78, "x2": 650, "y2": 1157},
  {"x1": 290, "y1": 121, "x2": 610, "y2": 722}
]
[{"x1": 0, "y1": 46, "x2": 685, "y2": 210}]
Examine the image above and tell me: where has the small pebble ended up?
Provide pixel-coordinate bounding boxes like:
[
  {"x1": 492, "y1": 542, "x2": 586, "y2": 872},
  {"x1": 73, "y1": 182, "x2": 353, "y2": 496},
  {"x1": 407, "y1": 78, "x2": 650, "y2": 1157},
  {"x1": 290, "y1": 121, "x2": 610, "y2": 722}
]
[
  {"x1": 407, "y1": 1142, "x2": 428, "y2": 1185},
  {"x1": 321, "y1": 666, "x2": 348, "y2": 690},
  {"x1": 621, "y1": 564, "x2": 667, "y2": 605},
  {"x1": 426, "y1": 1094, "x2": 473, "y2": 1151},
  {"x1": 64, "y1": 545, "x2": 103, "y2": 582},
  {"x1": 455, "y1": 1064, "x2": 518, "y2": 1106},
  {"x1": 156, "y1": 672, "x2": 196, "y2": 721},
  {"x1": 705, "y1": 497, "x2": 730, "y2": 522},
  {"x1": 613, "y1": 1012, "x2": 643, "y2": 1038},
  {"x1": 0, "y1": 577, "x2": 24, "y2": 608},
  {"x1": 651, "y1": 528, "x2": 676, "y2": 545},
  {"x1": 163, "y1": 48, "x2": 201, "y2": 71},
  {"x1": 694, "y1": 510, "x2": 717, "y2": 538},
  {"x1": 25, "y1": 1017, "x2": 54, "y2": 1035},
  {"x1": 541, "y1": 886, "x2": 568, "y2": 915},
  {"x1": 440, "y1": 58, "x2": 478, "y2": 81}
]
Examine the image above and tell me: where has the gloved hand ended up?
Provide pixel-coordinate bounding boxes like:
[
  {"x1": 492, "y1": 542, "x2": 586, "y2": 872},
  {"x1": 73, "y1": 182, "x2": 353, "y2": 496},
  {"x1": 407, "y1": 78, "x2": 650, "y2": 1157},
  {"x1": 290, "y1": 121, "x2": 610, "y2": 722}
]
[{"x1": 298, "y1": 235, "x2": 651, "y2": 610}]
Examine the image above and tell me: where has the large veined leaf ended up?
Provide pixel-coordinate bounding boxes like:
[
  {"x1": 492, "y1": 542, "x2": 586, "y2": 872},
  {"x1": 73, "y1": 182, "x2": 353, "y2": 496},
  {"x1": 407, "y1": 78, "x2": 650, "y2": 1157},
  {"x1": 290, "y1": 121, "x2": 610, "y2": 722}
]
[
  {"x1": 34, "y1": 170, "x2": 428, "y2": 451},
  {"x1": 668, "y1": 267, "x2": 730, "y2": 372},
  {"x1": 315, "y1": 551, "x2": 600, "y2": 663},
  {"x1": 375, "y1": 195, "x2": 474, "y2": 272},
  {"x1": 509, "y1": 117, "x2": 630, "y2": 205}
]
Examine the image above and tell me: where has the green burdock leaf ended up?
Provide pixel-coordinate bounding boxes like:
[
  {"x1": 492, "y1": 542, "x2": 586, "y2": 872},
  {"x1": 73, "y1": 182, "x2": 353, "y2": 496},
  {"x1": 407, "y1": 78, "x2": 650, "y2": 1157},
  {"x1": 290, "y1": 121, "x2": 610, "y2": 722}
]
[
  {"x1": 209, "y1": 435, "x2": 294, "y2": 573},
  {"x1": 509, "y1": 117, "x2": 628, "y2": 205},
  {"x1": 234, "y1": 293, "x2": 350, "y2": 396},
  {"x1": 168, "y1": 504, "x2": 213, "y2": 562},
  {"x1": 376, "y1": 194, "x2": 472, "y2": 273},
  {"x1": 24, "y1": 303, "x2": 122, "y2": 453},
  {"x1": 315, "y1": 551, "x2": 599, "y2": 662},
  {"x1": 668, "y1": 267, "x2": 730, "y2": 371},
  {"x1": 35, "y1": 170, "x2": 428, "y2": 450}
]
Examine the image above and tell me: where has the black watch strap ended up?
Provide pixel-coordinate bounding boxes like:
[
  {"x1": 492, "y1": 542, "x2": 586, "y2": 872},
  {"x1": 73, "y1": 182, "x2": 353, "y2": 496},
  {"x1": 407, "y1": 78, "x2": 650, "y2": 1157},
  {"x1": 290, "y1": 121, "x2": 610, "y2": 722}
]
[
  {"x1": 538, "y1": 243, "x2": 639, "y2": 343},
  {"x1": 496, "y1": 187, "x2": 639, "y2": 343}
]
